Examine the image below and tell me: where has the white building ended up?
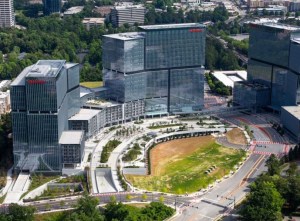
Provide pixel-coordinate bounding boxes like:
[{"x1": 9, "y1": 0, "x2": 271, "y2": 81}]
[
  {"x1": 110, "y1": 4, "x2": 145, "y2": 27},
  {"x1": 0, "y1": 0, "x2": 15, "y2": 28},
  {"x1": 211, "y1": 70, "x2": 247, "y2": 88},
  {"x1": 0, "y1": 91, "x2": 10, "y2": 114},
  {"x1": 82, "y1": 18, "x2": 105, "y2": 30}
]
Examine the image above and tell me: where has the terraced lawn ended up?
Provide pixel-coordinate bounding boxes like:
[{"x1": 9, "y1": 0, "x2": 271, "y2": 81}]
[
  {"x1": 80, "y1": 81, "x2": 103, "y2": 88},
  {"x1": 125, "y1": 136, "x2": 246, "y2": 194}
]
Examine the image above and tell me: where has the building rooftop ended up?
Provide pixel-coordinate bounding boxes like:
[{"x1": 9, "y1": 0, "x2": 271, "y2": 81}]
[
  {"x1": 64, "y1": 6, "x2": 84, "y2": 15},
  {"x1": 139, "y1": 23, "x2": 205, "y2": 30},
  {"x1": 251, "y1": 22, "x2": 300, "y2": 31},
  {"x1": 282, "y1": 106, "x2": 300, "y2": 119},
  {"x1": 235, "y1": 81, "x2": 269, "y2": 89},
  {"x1": 69, "y1": 108, "x2": 100, "y2": 121},
  {"x1": 212, "y1": 70, "x2": 247, "y2": 88},
  {"x1": 26, "y1": 60, "x2": 65, "y2": 78},
  {"x1": 83, "y1": 18, "x2": 105, "y2": 24},
  {"x1": 59, "y1": 131, "x2": 84, "y2": 145},
  {"x1": 0, "y1": 80, "x2": 11, "y2": 90},
  {"x1": 85, "y1": 99, "x2": 121, "y2": 108},
  {"x1": 11, "y1": 60, "x2": 70, "y2": 86},
  {"x1": 103, "y1": 32, "x2": 145, "y2": 40},
  {"x1": 11, "y1": 65, "x2": 34, "y2": 86}
]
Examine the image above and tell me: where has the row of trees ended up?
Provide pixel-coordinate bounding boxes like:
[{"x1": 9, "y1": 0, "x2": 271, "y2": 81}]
[
  {"x1": 100, "y1": 140, "x2": 121, "y2": 163},
  {"x1": 239, "y1": 148, "x2": 300, "y2": 220},
  {"x1": 145, "y1": 6, "x2": 229, "y2": 25},
  {"x1": 0, "y1": 194, "x2": 174, "y2": 221},
  {"x1": 205, "y1": 73, "x2": 232, "y2": 96}
]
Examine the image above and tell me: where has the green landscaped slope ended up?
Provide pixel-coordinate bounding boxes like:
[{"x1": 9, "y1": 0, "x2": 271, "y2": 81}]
[{"x1": 126, "y1": 140, "x2": 246, "y2": 194}]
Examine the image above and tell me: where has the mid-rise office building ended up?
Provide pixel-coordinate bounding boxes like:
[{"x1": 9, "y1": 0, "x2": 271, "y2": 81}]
[
  {"x1": 0, "y1": 0, "x2": 15, "y2": 28},
  {"x1": 110, "y1": 5, "x2": 145, "y2": 27},
  {"x1": 102, "y1": 23, "x2": 206, "y2": 115},
  {"x1": 43, "y1": 0, "x2": 61, "y2": 15},
  {"x1": 11, "y1": 60, "x2": 82, "y2": 172}
]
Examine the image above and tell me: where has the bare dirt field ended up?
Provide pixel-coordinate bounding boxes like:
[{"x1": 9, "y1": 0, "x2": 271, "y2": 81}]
[
  {"x1": 150, "y1": 136, "x2": 214, "y2": 176},
  {"x1": 226, "y1": 128, "x2": 247, "y2": 145}
]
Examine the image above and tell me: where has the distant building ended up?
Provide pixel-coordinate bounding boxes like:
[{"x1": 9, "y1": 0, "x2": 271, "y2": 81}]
[
  {"x1": 94, "y1": 6, "x2": 112, "y2": 17},
  {"x1": 63, "y1": 6, "x2": 84, "y2": 16},
  {"x1": 0, "y1": 0, "x2": 15, "y2": 28},
  {"x1": 289, "y1": 1, "x2": 300, "y2": 12},
  {"x1": 0, "y1": 91, "x2": 10, "y2": 114},
  {"x1": 181, "y1": 0, "x2": 201, "y2": 7},
  {"x1": 257, "y1": 5, "x2": 287, "y2": 15},
  {"x1": 82, "y1": 18, "x2": 105, "y2": 30},
  {"x1": 110, "y1": 5, "x2": 145, "y2": 27},
  {"x1": 0, "y1": 80, "x2": 11, "y2": 91},
  {"x1": 42, "y1": 0, "x2": 61, "y2": 15}
]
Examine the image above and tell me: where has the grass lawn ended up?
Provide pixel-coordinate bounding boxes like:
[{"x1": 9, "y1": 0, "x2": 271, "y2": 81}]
[
  {"x1": 226, "y1": 128, "x2": 247, "y2": 145},
  {"x1": 21, "y1": 175, "x2": 59, "y2": 200},
  {"x1": 80, "y1": 81, "x2": 103, "y2": 88},
  {"x1": 0, "y1": 193, "x2": 6, "y2": 204},
  {"x1": 126, "y1": 136, "x2": 246, "y2": 194},
  {"x1": 34, "y1": 211, "x2": 73, "y2": 221}
]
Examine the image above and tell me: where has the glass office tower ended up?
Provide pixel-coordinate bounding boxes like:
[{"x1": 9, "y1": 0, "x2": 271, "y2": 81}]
[
  {"x1": 245, "y1": 23, "x2": 300, "y2": 109},
  {"x1": 11, "y1": 60, "x2": 80, "y2": 172},
  {"x1": 102, "y1": 23, "x2": 206, "y2": 115}
]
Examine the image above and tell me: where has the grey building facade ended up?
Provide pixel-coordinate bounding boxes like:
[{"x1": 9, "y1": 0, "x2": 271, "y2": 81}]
[
  {"x1": 102, "y1": 23, "x2": 206, "y2": 116},
  {"x1": 0, "y1": 0, "x2": 15, "y2": 28},
  {"x1": 11, "y1": 60, "x2": 81, "y2": 173}
]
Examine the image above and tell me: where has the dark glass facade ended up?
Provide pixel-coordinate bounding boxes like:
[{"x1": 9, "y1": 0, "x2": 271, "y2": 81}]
[
  {"x1": 170, "y1": 68, "x2": 204, "y2": 112},
  {"x1": 143, "y1": 26, "x2": 205, "y2": 69},
  {"x1": 102, "y1": 23, "x2": 205, "y2": 114},
  {"x1": 11, "y1": 60, "x2": 80, "y2": 172},
  {"x1": 243, "y1": 23, "x2": 300, "y2": 109},
  {"x1": 248, "y1": 23, "x2": 293, "y2": 68},
  {"x1": 102, "y1": 34, "x2": 144, "y2": 73},
  {"x1": 43, "y1": 0, "x2": 61, "y2": 15}
]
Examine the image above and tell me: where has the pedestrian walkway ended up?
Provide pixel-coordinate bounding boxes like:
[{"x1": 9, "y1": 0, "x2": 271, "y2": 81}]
[{"x1": 4, "y1": 172, "x2": 31, "y2": 204}]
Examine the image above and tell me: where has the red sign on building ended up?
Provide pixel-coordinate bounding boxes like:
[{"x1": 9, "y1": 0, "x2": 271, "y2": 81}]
[
  {"x1": 189, "y1": 29, "x2": 202, "y2": 33},
  {"x1": 27, "y1": 80, "x2": 46, "y2": 85}
]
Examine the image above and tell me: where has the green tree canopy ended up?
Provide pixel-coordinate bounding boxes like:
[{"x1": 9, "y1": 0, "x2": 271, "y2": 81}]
[{"x1": 239, "y1": 181, "x2": 284, "y2": 221}]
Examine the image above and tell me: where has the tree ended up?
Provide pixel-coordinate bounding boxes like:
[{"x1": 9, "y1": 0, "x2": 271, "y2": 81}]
[
  {"x1": 286, "y1": 162, "x2": 297, "y2": 177},
  {"x1": 266, "y1": 154, "x2": 281, "y2": 176},
  {"x1": 239, "y1": 182, "x2": 284, "y2": 221},
  {"x1": 67, "y1": 193, "x2": 104, "y2": 221},
  {"x1": 7, "y1": 204, "x2": 35, "y2": 221},
  {"x1": 126, "y1": 194, "x2": 132, "y2": 201},
  {"x1": 142, "y1": 193, "x2": 148, "y2": 201},
  {"x1": 159, "y1": 195, "x2": 164, "y2": 203}
]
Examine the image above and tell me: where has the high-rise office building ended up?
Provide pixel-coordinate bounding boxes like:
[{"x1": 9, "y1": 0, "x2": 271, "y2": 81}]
[
  {"x1": 42, "y1": 0, "x2": 61, "y2": 15},
  {"x1": 102, "y1": 23, "x2": 206, "y2": 115},
  {"x1": 0, "y1": 0, "x2": 15, "y2": 28},
  {"x1": 233, "y1": 23, "x2": 300, "y2": 110},
  {"x1": 11, "y1": 60, "x2": 82, "y2": 172}
]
